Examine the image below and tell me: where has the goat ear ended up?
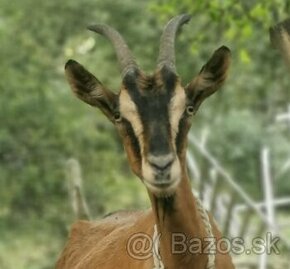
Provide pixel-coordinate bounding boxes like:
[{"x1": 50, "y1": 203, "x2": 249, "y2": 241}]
[
  {"x1": 65, "y1": 60, "x2": 117, "y2": 122},
  {"x1": 185, "y1": 46, "x2": 231, "y2": 113}
]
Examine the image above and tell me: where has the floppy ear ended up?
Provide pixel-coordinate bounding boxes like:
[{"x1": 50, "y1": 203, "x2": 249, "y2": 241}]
[
  {"x1": 185, "y1": 46, "x2": 231, "y2": 113},
  {"x1": 65, "y1": 59, "x2": 117, "y2": 122}
]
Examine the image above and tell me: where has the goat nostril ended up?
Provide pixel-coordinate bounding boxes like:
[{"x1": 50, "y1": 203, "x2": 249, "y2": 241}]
[
  {"x1": 149, "y1": 160, "x2": 173, "y2": 171},
  {"x1": 147, "y1": 153, "x2": 174, "y2": 172}
]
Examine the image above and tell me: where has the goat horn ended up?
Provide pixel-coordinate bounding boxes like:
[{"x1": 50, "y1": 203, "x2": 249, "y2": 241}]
[
  {"x1": 87, "y1": 24, "x2": 138, "y2": 77},
  {"x1": 157, "y1": 14, "x2": 191, "y2": 72}
]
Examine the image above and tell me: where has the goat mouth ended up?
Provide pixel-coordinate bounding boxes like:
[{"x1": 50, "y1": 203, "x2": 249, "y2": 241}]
[{"x1": 143, "y1": 177, "x2": 180, "y2": 197}]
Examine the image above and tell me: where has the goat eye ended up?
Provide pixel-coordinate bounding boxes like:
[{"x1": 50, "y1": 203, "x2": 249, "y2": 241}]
[
  {"x1": 114, "y1": 112, "x2": 122, "y2": 122},
  {"x1": 186, "y1": 106, "x2": 195, "y2": 116}
]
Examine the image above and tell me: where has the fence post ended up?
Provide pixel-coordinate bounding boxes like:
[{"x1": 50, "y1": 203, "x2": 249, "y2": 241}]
[
  {"x1": 259, "y1": 147, "x2": 276, "y2": 269},
  {"x1": 65, "y1": 158, "x2": 91, "y2": 220}
]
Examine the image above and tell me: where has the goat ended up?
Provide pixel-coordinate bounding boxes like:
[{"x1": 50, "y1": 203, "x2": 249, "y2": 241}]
[{"x1": 56, "y1": 14, "x2": 235, "y2": 269}]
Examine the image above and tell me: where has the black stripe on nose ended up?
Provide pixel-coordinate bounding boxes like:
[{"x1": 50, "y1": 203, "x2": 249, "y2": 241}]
[{"x1": 147, "y1": 123, "x2": 172, "y2": 156}]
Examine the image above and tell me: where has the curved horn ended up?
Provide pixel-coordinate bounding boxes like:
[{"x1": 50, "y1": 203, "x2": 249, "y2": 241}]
[
  {"x1": 87, "y1": 24, "x2": 138, "y2": 77},
  {"x1": 157, "y1": 14, "x2": 191, "y2": 72}
]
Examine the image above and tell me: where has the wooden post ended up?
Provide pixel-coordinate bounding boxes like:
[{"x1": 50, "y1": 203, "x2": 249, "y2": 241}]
[
  {"x1": 238, "y1": 209, "x2": 253, "y2": 239},
  {"x1": 66, "y1": 158, "x2": 91, "y2": 220},
  {"x1": 259, "y1": 147, "x2": 276, "y2": 269},
  {"x1": 261, "y1": 147, "x2": 276, "y2": 233},
  {"x1": 222, "y1": 191, "x2": 238, "y2": 237},
  {"x1": 276, "y1": 104, "x2": 290, "y2": 130}
]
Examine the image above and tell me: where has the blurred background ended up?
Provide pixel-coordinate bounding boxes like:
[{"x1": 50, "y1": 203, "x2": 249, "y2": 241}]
[{"x1": 0, "y1": 0, "x2": 289, "y2": 268}]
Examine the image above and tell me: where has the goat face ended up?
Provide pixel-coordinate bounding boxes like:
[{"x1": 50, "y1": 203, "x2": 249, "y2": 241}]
[{"x1": 65, "y1": 15, "x2": 231, "y2": 197}]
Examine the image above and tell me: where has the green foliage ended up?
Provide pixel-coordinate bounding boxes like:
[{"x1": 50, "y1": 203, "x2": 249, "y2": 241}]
[{"x1": 0, "y1": 1, "x2": 152, "y2": 267}]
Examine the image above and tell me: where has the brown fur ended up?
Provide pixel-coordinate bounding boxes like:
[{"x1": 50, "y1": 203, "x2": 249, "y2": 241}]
[
  {"x1": 58, "y1": 21, "x2": 234, "y2": 269},
  {"x1": 56, "y1": 172, "x2": 235, "y2": 268}
]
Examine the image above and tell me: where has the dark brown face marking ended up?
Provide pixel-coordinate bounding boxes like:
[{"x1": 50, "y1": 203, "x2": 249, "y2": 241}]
[
  {"x1": 117, "y1": 67, "x2": 188, "y2": 196},
  {"x1": 121, "y1": 119, "x2": 141, "y2": 159},
  {"x1": 175, "y1": 114, "x2": 191, "y2": 156},
  {"x1": 121, "y1": 68, "x2": 180, "y2": 157}
]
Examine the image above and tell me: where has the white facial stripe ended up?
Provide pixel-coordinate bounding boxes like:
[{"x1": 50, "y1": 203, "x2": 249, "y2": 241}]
[
  {"x1": 119, "y1": 90, "x2": 144, "y2": 153},
  {"x1": 169, "y1": 85, "x2": 186, "y2": 145}
]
